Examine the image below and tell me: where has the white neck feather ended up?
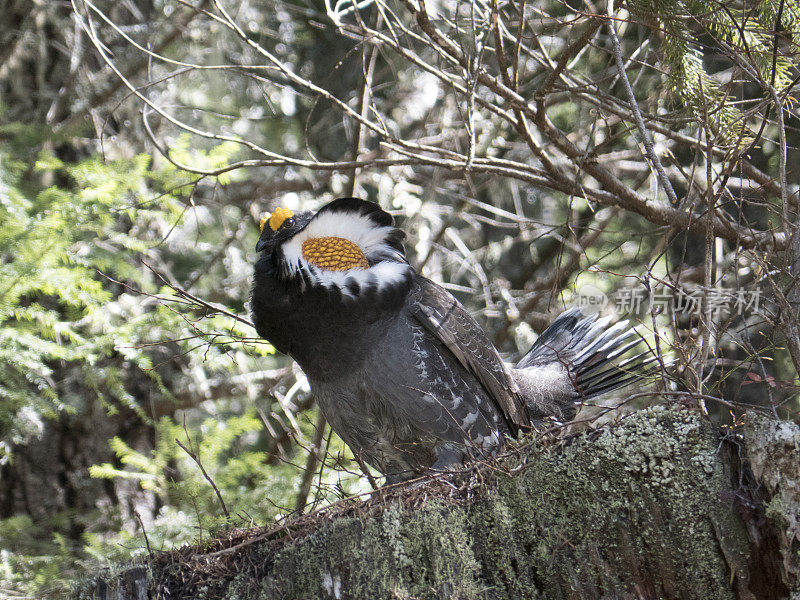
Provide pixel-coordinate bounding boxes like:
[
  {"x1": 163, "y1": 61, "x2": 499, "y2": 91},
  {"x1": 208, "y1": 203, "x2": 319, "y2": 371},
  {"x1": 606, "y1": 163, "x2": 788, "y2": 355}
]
[{"x1": 279, "y1": 209, "x2": 410, "y2": 298}]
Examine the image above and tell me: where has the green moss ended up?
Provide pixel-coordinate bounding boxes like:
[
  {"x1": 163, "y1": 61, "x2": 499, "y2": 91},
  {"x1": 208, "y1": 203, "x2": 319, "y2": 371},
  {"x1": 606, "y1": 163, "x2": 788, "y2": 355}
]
[
  {"x1": 239, "y1": 407, "x2": 746, "y2": 599},
  {"x1": 743, "y1": 414, "x2": 800, "y2": 587},
  {"x1": 479, "y1": 406, "x2": 744, "y2": 599},
  {"x1": 74, "y1": 407, "x2": 766, "y2": 599}
]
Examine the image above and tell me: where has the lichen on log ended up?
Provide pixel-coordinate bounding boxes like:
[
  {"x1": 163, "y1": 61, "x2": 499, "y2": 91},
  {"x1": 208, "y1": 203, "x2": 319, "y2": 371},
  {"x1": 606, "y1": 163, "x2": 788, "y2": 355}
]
[{"x1": 73, "y1": 406, "x2": 800, "y2": 599}]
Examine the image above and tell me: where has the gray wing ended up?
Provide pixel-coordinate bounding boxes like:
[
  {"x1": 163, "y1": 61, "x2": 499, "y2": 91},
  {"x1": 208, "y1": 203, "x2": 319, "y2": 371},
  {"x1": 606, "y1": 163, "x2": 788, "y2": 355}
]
[
  {"x1": 313, "y1": 309, "x2": 511, "y2": 479},
  {"x1": 368, "y1": 316, "x2": 508, "y2": 436},
  {"x1": 406, "y1": 274, "x2": 530, "y2": 431}
]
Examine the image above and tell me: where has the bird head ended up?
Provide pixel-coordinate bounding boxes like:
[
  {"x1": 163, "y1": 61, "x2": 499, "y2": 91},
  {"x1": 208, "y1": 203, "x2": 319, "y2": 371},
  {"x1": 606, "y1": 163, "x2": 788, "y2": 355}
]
[
  {"x1": 256, "y1": 207, "x2": 313, "y2": 254},
  {"x1": 254, "y1": 197, "x2": 410, "y2": 297}
]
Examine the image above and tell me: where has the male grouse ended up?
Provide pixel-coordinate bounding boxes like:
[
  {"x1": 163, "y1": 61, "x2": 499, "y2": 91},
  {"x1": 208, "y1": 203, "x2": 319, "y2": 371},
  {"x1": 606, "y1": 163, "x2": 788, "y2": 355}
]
[{"x1": 252, "y1": 198, "x2": 647, "y2": 483}]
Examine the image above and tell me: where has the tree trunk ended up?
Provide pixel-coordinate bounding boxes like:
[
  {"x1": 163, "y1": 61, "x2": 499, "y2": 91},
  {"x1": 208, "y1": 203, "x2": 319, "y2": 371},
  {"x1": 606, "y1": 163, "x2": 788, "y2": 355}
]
[{"x1": 73, "y1": 406, "x2": 800, "y2": 599}]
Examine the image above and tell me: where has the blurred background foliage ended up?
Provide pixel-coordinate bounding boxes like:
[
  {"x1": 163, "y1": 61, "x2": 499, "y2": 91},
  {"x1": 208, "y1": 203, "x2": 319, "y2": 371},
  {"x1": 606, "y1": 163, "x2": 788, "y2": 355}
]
[{"x1": 0, "y1": 0, "x2": 798, "y2": 596}]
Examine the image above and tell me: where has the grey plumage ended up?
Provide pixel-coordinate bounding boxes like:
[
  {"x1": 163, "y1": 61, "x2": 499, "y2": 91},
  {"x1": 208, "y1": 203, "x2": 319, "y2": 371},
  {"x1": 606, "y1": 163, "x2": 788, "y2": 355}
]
[
  {"x1": 252, "y1": 198, "x2": 650, "y2": 482},
  {"x1": 512, "y1": 307, "x2": 651, "y2": 421}
]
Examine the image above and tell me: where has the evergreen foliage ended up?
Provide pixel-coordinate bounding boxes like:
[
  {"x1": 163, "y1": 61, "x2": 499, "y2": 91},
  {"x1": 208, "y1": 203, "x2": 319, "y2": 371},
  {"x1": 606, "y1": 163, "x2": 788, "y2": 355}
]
[
  {"x1": 0, "y1": 147, "x2": 163, "y2": 454},
  {"x1": 0, "y1": 0, "x2": 797, "y2": 596},
  {"x1": 628, "y1": 0, "x2": 799, "y2": 143},
  {"x1": 0, "y1": 125, "x2": 366, "y2": 597}
]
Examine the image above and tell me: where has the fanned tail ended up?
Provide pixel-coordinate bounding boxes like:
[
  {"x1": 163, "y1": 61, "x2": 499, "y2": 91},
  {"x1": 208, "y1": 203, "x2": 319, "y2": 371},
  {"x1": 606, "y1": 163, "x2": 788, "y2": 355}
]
[{"x1": 513, "y1": 308, "x2": 657, "y2": 421}]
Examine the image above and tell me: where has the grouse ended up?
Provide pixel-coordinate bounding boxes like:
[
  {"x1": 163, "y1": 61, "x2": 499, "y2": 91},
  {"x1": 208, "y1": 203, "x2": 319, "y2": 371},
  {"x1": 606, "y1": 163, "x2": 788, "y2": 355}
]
[{"x1": 252, "y1": 198, "x2": 648, "y2": 483}]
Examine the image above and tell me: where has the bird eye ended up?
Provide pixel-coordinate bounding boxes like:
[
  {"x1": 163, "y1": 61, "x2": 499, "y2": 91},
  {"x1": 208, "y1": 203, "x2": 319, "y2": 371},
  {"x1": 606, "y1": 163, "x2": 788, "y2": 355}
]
[{"x1": 282, "y1": 217, "x2": 294, "y2": 229}]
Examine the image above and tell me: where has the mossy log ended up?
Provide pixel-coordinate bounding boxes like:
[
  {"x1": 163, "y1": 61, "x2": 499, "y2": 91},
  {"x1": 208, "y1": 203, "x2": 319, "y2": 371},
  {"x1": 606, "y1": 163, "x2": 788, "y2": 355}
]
[{"x1": 74, "y1": 407, "x2": 800, "y2": 599}]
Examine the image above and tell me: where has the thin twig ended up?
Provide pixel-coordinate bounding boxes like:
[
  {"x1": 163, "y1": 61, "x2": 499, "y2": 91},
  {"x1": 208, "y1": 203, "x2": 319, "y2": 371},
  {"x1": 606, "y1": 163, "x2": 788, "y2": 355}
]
[
  {"x1": 175, "y1": 434, "x2": 230, "y2": 518},
  {"x1": 134, "y1": 510, "x2": 154, "y2": 559},
  {"x1": 294, "y1": 411, "x2": 327, "y2": 513},
  {"x1": 606, "y1": 0, "x2": 678, "y2": 206}
]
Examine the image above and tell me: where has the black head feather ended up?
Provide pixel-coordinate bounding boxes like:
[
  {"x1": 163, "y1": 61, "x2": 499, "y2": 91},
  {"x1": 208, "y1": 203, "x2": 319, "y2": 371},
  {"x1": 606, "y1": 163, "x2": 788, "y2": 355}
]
[{"x1": 255, "y1": 210, "x2": 313, "y2": 253}]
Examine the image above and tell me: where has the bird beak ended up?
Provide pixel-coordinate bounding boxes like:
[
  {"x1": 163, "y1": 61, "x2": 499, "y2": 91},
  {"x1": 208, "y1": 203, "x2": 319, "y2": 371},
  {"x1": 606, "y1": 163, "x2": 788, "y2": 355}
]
[{"x1": 255, "y1": 237, "x2": 272, "y2": 253}]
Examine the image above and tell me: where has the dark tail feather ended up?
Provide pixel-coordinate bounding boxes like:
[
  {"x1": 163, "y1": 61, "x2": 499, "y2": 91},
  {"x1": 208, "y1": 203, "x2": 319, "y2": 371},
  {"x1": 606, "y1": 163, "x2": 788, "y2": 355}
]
[{"x1": 517, "y1": 307, "x2": 653, "y2": 400}]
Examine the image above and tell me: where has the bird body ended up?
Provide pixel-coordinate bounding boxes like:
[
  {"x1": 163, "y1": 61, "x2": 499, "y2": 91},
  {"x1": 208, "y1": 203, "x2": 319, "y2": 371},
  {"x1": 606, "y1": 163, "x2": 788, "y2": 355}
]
[{"x1": 252, "y1": 198, "x2": 645, "y2": 482}]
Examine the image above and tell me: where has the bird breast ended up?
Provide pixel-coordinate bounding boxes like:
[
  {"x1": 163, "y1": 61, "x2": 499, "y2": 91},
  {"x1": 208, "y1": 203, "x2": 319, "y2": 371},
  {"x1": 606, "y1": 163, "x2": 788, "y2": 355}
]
[{"x1": 301, "y1": 236, "x2": 370, "y2": 271}]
